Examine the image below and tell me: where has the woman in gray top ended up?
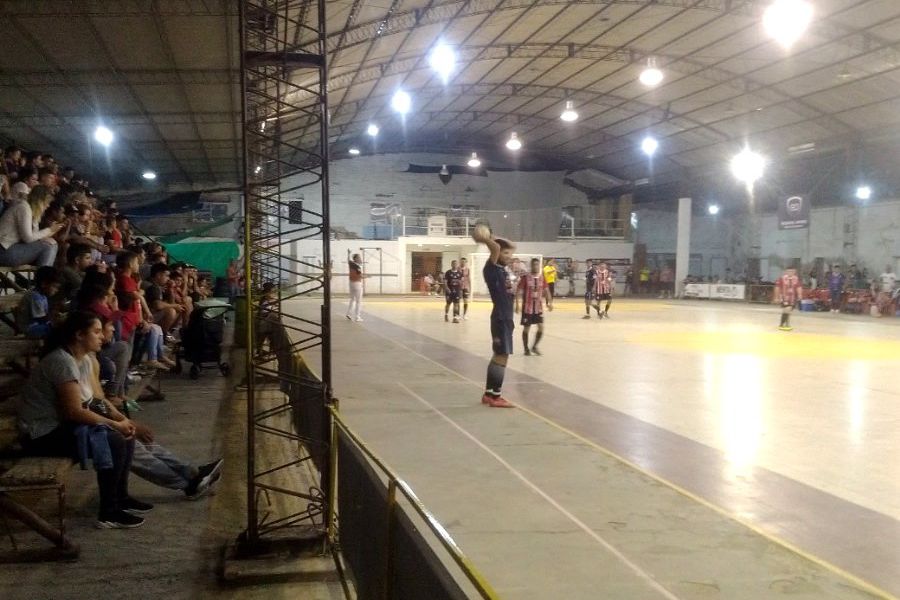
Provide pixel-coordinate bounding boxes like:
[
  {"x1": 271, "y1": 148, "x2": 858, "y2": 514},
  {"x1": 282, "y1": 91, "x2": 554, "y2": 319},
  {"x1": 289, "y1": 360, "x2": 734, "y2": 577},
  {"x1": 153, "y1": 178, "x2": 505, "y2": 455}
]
[{"x1": 17, "y1": 311, "x2": 151, "y2": 529}]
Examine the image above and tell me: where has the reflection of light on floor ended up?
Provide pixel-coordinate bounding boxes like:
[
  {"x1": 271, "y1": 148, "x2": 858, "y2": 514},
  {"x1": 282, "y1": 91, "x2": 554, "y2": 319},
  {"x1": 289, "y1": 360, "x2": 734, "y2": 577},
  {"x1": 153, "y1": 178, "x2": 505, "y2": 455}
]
[
  {"x1": 633, "y1": 329, "x2": 900, "y2": 361},
  {"x1": 847, "y1": 361, "x2": 868, "y2": 445},
  {"x1": 717, "y1": 354, "x2": 763, "y2": 476}
]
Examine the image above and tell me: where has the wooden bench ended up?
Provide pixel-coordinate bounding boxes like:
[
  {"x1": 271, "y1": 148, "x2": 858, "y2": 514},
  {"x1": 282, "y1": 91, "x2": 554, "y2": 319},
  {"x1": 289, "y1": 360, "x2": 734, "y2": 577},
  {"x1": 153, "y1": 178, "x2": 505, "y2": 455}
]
[
  {"x1": 0, "y1": 406, "x2": 78, "y2": 562},
  {"x1": 0, "y1": 266, "x2": 37, "y2": 294},
  {"x1": 0, "y1": 292, "x2": 25, "y2": 335}
]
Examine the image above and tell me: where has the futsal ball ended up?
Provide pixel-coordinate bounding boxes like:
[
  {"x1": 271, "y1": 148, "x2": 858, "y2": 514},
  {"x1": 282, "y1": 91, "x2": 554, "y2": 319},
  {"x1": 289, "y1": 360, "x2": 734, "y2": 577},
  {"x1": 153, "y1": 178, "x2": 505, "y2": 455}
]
[{"x1": 474, "y1": 223, "x2": 490, "y2": 240}]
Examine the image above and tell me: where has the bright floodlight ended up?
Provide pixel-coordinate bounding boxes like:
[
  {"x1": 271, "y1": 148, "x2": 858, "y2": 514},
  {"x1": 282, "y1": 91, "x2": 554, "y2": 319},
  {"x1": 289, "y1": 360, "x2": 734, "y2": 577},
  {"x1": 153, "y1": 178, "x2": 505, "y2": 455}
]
[
  {"x1": 254, "y1": 165, "x2": 262, "y2": 175},
  {"x1": 641, "y1": 136, "x2": 659, "y2": 157},
  {"x1": 467, "y1": 152, "x2": 481, "y2": 168},
  {"x1": 348, "y1": 147, "x2": 361, "y2": 155},
  {"x1": 142, "y1": 171, "x2": 157, "y2": 180},
  {"x1": 94, "y1": 125, "x2": 114, "y2": 147},
  {"x1": 560, "y1": 100, "x2": 578, "y2": 122},
  {"x1": 506, "y1": 132, "x2": 522, "y2": 151},
  {"x1": 429, "y1": 44, "x2": 456, "y2": 83},
  {"x1": 708, "y1": 204, "x2": 720, "y2": 215},
  {"x1": 366, "y1": 123, "x2": 379, "y2": 137},
  {"x1": 856, "y1": 185, "x2": 872, "y2": 200},
  {"x1": 639, "y1": 57, "x2": 664, "y2": 87},
  {"x1": 391, "y1": 90, "x2": 411, "y2": 115},
  {"x1": 731, "y1": 147, "x2": 766, "y2": 185},
  {"x1": 763, "y1": 0, "x2": 813, "y2": 49}
]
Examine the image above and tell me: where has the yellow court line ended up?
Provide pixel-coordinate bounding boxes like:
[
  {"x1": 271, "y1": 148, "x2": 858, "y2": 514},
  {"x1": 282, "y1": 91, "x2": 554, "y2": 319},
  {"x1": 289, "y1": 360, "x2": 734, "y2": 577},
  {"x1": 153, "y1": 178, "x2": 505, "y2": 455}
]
[{"x1": 358, "y1": 321, "x2": 898, "y2": 600}]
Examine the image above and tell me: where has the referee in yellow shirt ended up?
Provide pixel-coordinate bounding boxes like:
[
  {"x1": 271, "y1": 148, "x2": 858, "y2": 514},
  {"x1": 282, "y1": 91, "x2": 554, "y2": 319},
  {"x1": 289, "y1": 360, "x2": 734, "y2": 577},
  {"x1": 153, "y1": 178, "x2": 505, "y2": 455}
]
[{"x1": 542, "y1": 258, "x2": 558, "y2": 298}]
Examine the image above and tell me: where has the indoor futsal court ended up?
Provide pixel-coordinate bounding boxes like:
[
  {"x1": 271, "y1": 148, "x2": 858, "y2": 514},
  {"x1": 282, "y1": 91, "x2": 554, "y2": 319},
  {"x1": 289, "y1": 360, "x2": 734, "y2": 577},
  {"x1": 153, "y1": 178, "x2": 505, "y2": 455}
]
[{"x1": 289, "y1": 294, "x2": 900, "y2": 600}]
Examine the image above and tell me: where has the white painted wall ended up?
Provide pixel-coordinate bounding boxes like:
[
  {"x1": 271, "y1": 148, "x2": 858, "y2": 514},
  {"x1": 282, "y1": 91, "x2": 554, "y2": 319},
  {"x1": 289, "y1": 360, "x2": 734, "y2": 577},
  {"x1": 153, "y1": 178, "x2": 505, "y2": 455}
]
[
  {"x1": 636, "y1": 199, "x2": 900, "y2": 281},
  {"x1": 295, "y1": 237, "x2": 633, "y2": 294},
  {"x1": 284, "y1": 153, "x2": 600, "y2": 240}
]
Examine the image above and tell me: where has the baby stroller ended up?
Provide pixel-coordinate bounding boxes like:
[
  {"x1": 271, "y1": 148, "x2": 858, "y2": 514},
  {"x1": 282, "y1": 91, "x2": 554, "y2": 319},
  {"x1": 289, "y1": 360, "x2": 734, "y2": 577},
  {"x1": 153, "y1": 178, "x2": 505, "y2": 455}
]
[{"x1": 174, "y1": 301, "x2": 233, "y2": 379}]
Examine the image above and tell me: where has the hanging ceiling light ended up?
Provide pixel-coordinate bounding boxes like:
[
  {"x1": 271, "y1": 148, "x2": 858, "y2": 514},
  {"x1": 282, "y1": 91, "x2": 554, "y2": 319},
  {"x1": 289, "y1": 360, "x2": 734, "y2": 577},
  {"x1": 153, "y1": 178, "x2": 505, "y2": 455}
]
[
  {"x1": 638, "y1": 57, "x2": 664, "y2": 87},
  {"x1": 708, "y1": 204, "x2": 720, "y2": 215},
  {"x1": 506, "y1": 132, "x2": 522, "y2": 151},
  {"x1": 641, "y1": 136, "x2": 659, "y2": 157},
  {"x1": 560, "y1": 100, "x2": 578, "y2": 122},
  {"x1": 254, "y1": 165, "x2": 262, "y2": 175},
  {"x1": 467, "y1": 152, "x2": 481, "y2": 168},
  {"x1": 348, "y1": 147, "x2": 361, "y2": 155},
  {"x1": 429, "y1": 44, "x2": 456, "y2": 84},
  {"x1": 730, "y1": 147, "x2": 766, "y2": 185},
  {"x1": 366, "y1": 123, "x2": 379, "y2": 137},
  {"x1": 763, "y1": 0, "x2": 813, "y2": 49},
  {"x1": 94, "y1": 125, "x2": 114, "y2": 147},
  {"x1": 855, "y1": 185, "x2": 872, "y2": 201},
  {"x1": 142, "y1": 170, "x2": 157, "y2": 180},
  {"x1": 391, "y1": 90, "x2": 411, "y2": 115}
]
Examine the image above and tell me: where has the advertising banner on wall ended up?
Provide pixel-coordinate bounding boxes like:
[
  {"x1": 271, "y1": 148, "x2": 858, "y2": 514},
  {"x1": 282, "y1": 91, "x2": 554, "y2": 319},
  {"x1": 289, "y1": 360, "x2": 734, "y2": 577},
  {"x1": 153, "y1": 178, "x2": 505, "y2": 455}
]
[{"x1": 778, "y1": 195, "x2": 810, "y2": 230}]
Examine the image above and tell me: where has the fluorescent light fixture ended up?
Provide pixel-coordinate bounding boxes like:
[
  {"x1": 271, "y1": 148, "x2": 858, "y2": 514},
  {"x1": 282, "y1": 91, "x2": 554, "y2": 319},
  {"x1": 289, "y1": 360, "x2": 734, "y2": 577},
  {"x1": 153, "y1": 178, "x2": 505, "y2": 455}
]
[
  {"x1": 641, "y1": 136, "x2": 659, "y2": 157},
  {"x1": 855, "y1": 185, "x2": 872, "y2": 201},
  {"x1": 763, "y1": 0, "x2": 813, "y2": 49},
  {"x1": 467, "y1": 152, "x2": 481, "y2": 168},
  {"x1": 439, "y1": 164, "x2": 450, "y2": 176},
  {"x1": 391, "y1": 90, "x2": 411, "y2": 115},
  {"x1": 348, "y1": 147, "x2": 360, "y2": 155},
  {"x1": 142, "y1": 171, "x2": 157, "y2": 180},
  {"x1": 506, "y1": 132, "x2": 522, "y2": 151},
  {"x1": 429, "y1": 44, "x2": 456, "y2": 84},
  {"x1": 94, "y1": 125, "x2": 114, "y2": 147},
  {"x1": 560, "y1": 100, "x2": 578, "y2": 122},
  {"x1": 639, "y1": 57, "x2": 663, "y2": 87},
  {"x1": 730, "y1": 147, "x2": 766, "y2": 185},
  {"x1": 366, "y1": 123, "x2": 379, "y2": 137},
  {"x1": 708, "y1": 204, "x2": 720, "y2": 215}
]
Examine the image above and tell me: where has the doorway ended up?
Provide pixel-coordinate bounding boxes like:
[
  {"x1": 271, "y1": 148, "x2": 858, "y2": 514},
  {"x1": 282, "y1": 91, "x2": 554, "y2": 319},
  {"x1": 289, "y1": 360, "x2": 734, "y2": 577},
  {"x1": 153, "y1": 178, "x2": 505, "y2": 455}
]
[{"x1": 411, "y1": 252, "x2": 443, "y2": 293}]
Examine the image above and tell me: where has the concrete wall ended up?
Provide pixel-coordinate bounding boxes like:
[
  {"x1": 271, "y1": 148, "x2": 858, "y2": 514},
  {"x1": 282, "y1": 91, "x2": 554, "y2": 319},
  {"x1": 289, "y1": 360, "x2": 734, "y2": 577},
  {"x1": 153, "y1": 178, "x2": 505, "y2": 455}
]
[
  {"x1": 284, "y1": 153, "x2": 608, "y2": 241},
  {"x1": 636, "y1": 199, "x2": 900, "y2": 281}
]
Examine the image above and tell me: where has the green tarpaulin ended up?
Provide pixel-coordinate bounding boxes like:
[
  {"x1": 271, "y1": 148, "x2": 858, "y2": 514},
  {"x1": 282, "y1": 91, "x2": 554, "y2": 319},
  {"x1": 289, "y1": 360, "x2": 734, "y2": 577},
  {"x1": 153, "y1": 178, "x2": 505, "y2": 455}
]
[{"x1": 164, "y1": 240, "x2": 240, "y2": 277}]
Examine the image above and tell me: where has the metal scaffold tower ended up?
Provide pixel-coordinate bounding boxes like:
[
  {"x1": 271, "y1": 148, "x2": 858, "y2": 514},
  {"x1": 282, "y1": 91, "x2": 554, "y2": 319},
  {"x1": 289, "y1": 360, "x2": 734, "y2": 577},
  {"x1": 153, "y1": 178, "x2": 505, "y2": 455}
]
[{"x1": 238, "y1": 0, "x2": 331, "y2": 554}]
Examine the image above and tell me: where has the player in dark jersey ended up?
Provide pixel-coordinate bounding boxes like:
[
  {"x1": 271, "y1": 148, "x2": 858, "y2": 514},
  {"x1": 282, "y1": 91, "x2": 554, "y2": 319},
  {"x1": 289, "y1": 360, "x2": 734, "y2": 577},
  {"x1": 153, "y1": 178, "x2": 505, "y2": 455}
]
[
  {"x1": 516, "y1": 258, "x2": 553, "y2": 355},
  {"x1": 472, "y1": 224, "x2": 515, "y2": 408},
  {"x1": 583, "y1": 259, "x2": 595, "y2": 319},
  {"x1": 444, "y1": 260, "x2": 463, "y2": 323}
]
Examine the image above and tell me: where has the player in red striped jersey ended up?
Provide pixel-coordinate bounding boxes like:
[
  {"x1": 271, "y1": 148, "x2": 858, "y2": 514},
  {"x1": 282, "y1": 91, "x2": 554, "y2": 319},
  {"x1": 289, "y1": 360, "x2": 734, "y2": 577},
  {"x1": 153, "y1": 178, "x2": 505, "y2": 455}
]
[
  {"x1": 516, "y1": 258, "x2": 553, "y2": 355},
  {"x1": 775, "y1": 267, "x2": 803, "y2": 331},
  {"x1": 592, "y1": 262, "x2": 614, "y2": 319}
]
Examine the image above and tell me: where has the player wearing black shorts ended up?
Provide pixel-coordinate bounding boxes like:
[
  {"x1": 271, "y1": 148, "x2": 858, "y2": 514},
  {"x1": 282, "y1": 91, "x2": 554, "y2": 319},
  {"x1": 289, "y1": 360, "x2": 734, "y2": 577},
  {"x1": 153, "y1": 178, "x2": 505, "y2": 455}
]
[
  {"x1": 459, "y1": 257, "x2": 471, "y2": 319},
  {"x1": 583, "y1": 259, "x2": 595, "y2": 319},
  {"x1": 444, "y1": 260, "x2": 463, "y2": 323},
  {"x1": 472, "y1": 225, "x2": 515, "y2": 408},
  {"x1": 516, "y1": 258, "x2": 553, "y2": 355}
]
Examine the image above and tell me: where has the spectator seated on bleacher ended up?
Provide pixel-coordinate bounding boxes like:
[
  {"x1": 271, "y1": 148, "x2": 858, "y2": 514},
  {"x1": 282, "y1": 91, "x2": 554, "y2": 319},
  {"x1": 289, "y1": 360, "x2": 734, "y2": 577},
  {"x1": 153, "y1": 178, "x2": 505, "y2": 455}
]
[
  {"x1": 16, "y1": 311, "x2": 151, "y2": 529},
  {"x1": 58, "y1": 243, "x2": 94, "y2": 301},
  {"x1": 115, "y1": 252, "x2": 173, "y2": 371},
  {"x1": 146, "y1": 263, "x2": 185, "y2": 336},
  {"x1": 77, "y1": 271, "x2": 132, "y2": 402},
  {"x1": 166, "y1": 265, "x2": 194, "y2": 331},
  {"x1": 0, "y1": 185, "x2": 62, "y2": 268},
  {"x1": 18, "y1": 266, "x2": 62, "y2": 339}
]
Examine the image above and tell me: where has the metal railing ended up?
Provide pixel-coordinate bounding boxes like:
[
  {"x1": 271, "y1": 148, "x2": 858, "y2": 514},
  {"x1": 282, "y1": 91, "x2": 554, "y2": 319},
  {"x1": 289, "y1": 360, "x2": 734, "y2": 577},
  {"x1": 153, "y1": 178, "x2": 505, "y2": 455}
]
[
  {"x1": 330, "y1": 406, "x2": 500, "y2": 600},
  {"x1": 558, "y1": 217, "x2": 626, "y2": 239}
]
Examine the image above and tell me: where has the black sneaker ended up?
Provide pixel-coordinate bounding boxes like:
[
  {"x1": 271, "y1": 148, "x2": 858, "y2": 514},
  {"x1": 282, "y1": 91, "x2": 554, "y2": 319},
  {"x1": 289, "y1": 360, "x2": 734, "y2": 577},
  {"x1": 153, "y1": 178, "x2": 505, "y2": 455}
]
[
  {"x1": 523, "y1": 348, "x2": 531, "y2": 356},
  {"x1": 185, "y1": 458, "x2": 224, "y2": 500},
  {"x1": 582, "y1": 314, "x2": 591, "y2": 319},
  {"x1": 531, "y1": 347, "x2": 541, "y2": 356},
  {"x1": 121, "y1": 497, "x2": 154, "y2": 515},
  {"x1": 97, "y1": 510, "x2": 145, "y2": 529}
]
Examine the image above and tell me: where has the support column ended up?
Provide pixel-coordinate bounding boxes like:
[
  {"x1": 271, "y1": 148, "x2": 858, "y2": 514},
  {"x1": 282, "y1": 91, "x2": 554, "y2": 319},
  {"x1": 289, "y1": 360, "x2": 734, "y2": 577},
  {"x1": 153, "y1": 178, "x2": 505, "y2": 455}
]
[{"x1": 675, "y1": 197, "x2": 692, "y2": 298}]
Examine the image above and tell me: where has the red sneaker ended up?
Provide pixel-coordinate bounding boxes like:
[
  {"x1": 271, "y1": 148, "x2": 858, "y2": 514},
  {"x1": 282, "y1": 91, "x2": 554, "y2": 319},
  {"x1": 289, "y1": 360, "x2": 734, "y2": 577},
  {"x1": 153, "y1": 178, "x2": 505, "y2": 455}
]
[
  {"x1": 487, "y1": 396, "x2": 514, "y2": 408},
  {"x1": 481, "y1": 394, "x2": 492, "y2": 405}
]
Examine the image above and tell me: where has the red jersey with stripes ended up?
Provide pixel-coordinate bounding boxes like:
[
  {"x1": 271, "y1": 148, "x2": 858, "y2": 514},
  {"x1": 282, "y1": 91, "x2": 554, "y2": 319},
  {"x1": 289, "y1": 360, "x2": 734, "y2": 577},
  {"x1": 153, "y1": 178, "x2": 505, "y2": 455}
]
[
  {"x1": 592, "y1": 267, "x2": 613, "y2": 295},
  {"x1": 776, "y1": 273, "x2": 802, "y2": 304},
  {"x1": 518, "y1": 273, "x2": 546, "y2": 316},
  {"x1": 460, "y1": 266, "x2": 471, "y2": 291}
]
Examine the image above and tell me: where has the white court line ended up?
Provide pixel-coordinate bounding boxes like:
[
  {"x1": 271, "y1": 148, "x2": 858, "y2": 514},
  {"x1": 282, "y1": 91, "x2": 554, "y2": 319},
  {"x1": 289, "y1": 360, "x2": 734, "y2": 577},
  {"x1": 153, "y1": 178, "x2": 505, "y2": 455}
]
[{"x1": 397, "y1": 381, "x2": 681, "y2": 600}]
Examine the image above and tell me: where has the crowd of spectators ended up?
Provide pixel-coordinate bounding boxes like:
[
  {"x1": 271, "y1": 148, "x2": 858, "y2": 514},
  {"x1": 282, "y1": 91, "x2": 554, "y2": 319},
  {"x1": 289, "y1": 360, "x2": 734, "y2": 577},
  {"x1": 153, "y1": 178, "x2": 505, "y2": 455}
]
[{"x1": 2, "y1": 145, "x2": 223, "y2": 530}]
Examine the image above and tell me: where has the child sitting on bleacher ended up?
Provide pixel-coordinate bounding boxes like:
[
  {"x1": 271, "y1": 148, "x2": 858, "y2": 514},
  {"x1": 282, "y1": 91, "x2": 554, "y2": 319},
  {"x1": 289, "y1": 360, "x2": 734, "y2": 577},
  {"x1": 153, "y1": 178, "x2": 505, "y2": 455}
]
[{"x1": 20, "y1": 266, "x2": 62, "y2": 338}]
